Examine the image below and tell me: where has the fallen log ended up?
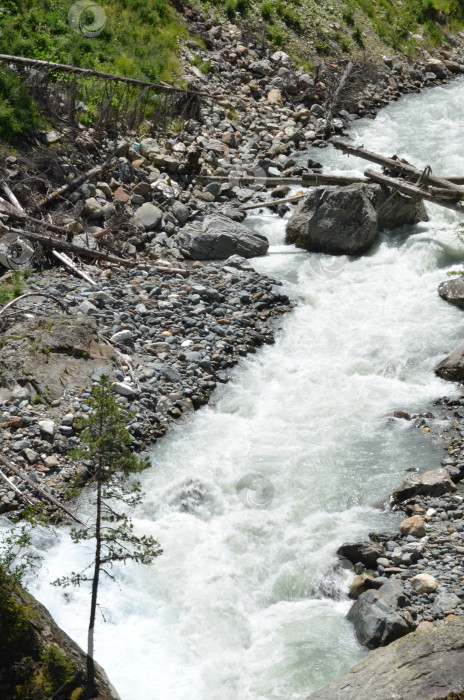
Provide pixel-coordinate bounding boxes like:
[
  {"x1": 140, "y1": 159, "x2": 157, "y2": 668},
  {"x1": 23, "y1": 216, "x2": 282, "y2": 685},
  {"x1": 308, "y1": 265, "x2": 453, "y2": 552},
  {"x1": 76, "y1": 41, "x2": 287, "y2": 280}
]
[
  {"x1": 240, "y1": 193, "x2": 306, "y2": 211},
  {"x1": 364, "y1": 168, "x2": 464, "y2": 214},
  {"x1": 0, "y1": 456, "x2": 88, "y2": 528},
  {"x1": 2, "y1": 225, "x2": 190, "y2": 275},
  {"x1": 198, "y1": 173, "x2": 367, "y2": 186},
  {"x1": 332, "y1": 140, "x2": 464, "y2": 194},
  {"x1": 0, "y1": 54, "x2": 212, "y2": 97}
]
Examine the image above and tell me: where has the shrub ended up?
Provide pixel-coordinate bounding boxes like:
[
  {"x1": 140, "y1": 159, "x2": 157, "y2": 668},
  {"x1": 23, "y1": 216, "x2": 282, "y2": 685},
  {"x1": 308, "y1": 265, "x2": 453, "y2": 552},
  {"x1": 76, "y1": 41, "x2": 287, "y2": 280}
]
[
  {"x1": 261, "y1": 0, "x2": 273, "y2": 20},
  {"x1": 0, "y1": 68, "x2": 41, "y2": 144}
]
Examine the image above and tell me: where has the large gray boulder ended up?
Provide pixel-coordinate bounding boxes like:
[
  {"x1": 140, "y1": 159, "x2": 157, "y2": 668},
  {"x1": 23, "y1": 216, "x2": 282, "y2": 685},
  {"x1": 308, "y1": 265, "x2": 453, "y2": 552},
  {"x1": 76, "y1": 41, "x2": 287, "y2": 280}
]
[
  {"x1": 306, "y1": 617, "x2": 464, "y2": 700},
  {"x1": 347, "y1": 580, "x2": 411, "y2": 649},
  {"x1": 286, "y1": 183, "x2": 428, "y2": 256},
  {"x1": 178, "y1": 214, "x2": 269, "y2": 260}
]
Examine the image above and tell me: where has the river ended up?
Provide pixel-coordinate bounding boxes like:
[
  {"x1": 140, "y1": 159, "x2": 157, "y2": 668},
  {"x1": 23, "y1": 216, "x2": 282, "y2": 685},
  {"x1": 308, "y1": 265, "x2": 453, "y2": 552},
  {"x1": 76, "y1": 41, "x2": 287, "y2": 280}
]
[{"x1": 31, "y1": 77, "x2": 464, "y2": 699}]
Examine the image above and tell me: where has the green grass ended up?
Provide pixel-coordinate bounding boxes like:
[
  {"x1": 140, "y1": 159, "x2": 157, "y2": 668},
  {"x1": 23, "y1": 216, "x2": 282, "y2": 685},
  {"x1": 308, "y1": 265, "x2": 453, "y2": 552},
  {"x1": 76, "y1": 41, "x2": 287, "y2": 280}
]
[
  {"x1": 0, "y1": 68, "x2": 42, "y2": 144},
  {"x1": 0, "y1": 0, "x2": 186, "y2": 84},
  {"x1": 0, "y1": 270, "x2": 30, "y2": 303}
]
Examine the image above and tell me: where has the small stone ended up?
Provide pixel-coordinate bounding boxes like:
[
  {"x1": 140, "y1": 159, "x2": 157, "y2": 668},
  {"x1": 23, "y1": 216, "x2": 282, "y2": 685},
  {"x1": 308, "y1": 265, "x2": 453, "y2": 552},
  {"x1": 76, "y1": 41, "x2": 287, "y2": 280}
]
[
  {"x1": 349, "y1": 573, "x2": 374, "y2": 599},
  {"x1": 135, "y1": 203, "x2": 163, "y2": 231},
  {"x1": 38, "y1": 420, "x2": 55, "y2": 437},
  {"x1": 112, "y1": 382, "x2": 136, "y2": 397},
  {"x1": 110, "y1": 330, "x2": 134, "y2": 344},
  {"x1": 44, "y1": 456, "x2": 59, "y2": 469},
  {"x1": 400, "y1": 515, "x2": 426, "y2": 538},
  {"x1": 24, "y1": 448, "x2": 38, "y2": 464},
  {"x1": 83, "y1": 197, "x2": 104, "y2": 219},
  {"x1": 416, "y1": 620, "x2": 434, "y2": 632},
  {"x1": 78, "y1": 300, "x2": 98, "y2": 315},
  {"x1": 411, "y1": 573, "x2": 439, "y2": 594}
]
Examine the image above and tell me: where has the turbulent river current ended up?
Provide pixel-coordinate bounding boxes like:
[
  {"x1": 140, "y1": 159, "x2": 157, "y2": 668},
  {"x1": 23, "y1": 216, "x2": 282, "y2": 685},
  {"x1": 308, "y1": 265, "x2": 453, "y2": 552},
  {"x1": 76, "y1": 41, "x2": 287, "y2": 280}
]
[{"x1": 31, "y1": 77, "x2": 464, "y2": 699}]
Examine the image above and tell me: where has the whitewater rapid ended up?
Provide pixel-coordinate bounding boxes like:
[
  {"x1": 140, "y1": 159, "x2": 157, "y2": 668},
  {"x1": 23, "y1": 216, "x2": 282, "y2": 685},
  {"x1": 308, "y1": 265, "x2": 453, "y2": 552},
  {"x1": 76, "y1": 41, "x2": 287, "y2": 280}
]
[{"x1": 31, "y1": 77, "x2": 464, "y2": 699}]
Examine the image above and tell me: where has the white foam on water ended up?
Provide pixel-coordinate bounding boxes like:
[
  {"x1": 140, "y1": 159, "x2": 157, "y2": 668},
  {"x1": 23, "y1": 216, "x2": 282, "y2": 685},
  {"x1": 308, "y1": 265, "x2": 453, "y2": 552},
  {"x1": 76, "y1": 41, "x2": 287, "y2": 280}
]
[{"x1": 30, "y1": 78, "x2": 464, "y2": 699}]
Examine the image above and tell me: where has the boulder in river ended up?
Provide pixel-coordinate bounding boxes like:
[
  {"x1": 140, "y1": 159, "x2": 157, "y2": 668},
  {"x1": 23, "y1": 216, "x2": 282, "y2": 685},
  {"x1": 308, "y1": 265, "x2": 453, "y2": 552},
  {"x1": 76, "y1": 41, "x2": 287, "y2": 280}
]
[
  {"x1": 286, "y1": 183, "x2": 428, "y2": 256},
  {"x1": 435, "y1": 345, "x2": 464, "y2": 381},
  {"x1": 178, "y1": 214, "x2": 269, "y2": 260},
  {"x1": 305, "y1": 616, "x2": 464, "y2": 700}
]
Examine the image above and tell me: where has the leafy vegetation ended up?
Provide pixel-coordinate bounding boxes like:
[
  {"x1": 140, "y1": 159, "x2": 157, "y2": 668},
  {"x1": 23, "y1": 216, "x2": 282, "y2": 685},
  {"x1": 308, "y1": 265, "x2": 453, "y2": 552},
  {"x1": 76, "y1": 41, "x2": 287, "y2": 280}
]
[
  {"x1": 0, "y1": 68, "x2": 42, "y2": 144},
  {"x1": 0, "y1": 0, "x2": 186, "y2": 83},
  {"x1": 0, "y1": 269, "x2": 32, "y2": 305}
]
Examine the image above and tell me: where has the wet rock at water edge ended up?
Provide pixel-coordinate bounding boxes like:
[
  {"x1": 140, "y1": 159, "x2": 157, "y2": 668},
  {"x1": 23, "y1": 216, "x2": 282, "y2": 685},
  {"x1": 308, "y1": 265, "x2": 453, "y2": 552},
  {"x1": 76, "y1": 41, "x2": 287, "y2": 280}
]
[
  {"x1": 285, "y1": 183, "x2": 428, "y2": 256},
  {"x1": 347, "y1": 579, "x2": 412, "y2": 649},
  {"x1": 438, "y1": 277, "x2": 464, "y2": 309},
  {"x1": 435, "y1": 345, "x2": 464, "y2": 381},
  {"x1": 393, "y1": 467, "x2": 457, "y2": 502},
  {"x1": 336, "y1": 541, "x2": 384, "y2": 569}
]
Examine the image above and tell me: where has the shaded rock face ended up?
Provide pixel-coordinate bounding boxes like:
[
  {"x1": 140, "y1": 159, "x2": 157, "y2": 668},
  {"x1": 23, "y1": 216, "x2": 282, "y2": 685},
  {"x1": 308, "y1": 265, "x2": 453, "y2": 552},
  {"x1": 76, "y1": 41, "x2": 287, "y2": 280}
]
[
  {"x1": 306, "y1": 617, "x2": 464, "y2": 700},
  {"x1": 0, "y1": 584, "x2": 119, "y2": 699},
  {"x1": 438, "y1": 277, "x2": 464, "y2": 309},
  {"x1": 393, "y1": 467, "x2": 457, "y2": 502},
  {"x1": 435, "y1": 346, "x2": 464, "y2": 381},
  {"x1": 179, "y1": 214, "x2": 269, "y2": 260},
  {"x1": 285, "y1": 183, "x2": 428, "y2": 256},
  {"x1": 347, "y1": 579, "x2": 411, "y2": 649}
]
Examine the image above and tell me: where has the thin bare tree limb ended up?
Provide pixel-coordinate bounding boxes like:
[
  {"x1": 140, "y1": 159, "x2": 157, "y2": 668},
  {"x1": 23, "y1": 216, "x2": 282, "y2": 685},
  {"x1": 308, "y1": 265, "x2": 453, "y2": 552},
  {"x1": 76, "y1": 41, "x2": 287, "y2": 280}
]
[
  {"x1": 0, "y1": 469, "x2": 34, "y2": 506},
  {"x1": 39, "y1": 157, "x2": 117, "y2": 207},
  {"x1": 52, "y1": 251, "x2": 97, "y2": 286},
  {"x1": 0, "y1": 456, "x2": 89, "y2": 528},
  {"x1": 0, "y1": 292, "x2": 69, "y2": 317}
]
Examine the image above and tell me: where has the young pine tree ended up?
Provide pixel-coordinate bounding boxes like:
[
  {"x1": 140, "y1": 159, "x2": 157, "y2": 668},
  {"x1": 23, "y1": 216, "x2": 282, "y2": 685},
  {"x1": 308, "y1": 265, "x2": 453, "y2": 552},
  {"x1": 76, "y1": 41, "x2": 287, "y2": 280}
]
[{"x1": 53, "y1": 375, "x2": 162, "y2": 699}]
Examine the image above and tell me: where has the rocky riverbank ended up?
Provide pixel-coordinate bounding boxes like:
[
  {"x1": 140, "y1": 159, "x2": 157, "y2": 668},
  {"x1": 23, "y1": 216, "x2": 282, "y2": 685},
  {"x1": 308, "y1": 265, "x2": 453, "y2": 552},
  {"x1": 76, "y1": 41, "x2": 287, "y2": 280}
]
[{"x1": 0, "y1": 258, "x2": 292, "y2": 514}]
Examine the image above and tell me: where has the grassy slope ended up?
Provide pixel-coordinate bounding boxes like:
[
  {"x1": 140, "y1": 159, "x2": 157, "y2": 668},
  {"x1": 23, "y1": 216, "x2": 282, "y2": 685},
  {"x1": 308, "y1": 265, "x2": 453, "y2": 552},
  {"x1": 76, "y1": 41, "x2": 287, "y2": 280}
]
[
  {"x1": 0, "y1": 0, "x2": 464, "y2": 144},
  {"x1": 192, "y1": 0, "x2": 464, "y2": 62}
]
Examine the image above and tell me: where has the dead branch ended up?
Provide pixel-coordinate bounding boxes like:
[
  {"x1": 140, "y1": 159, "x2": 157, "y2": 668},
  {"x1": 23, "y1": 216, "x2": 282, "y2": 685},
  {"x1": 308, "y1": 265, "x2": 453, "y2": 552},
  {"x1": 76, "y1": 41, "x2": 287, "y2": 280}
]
[
  {"x1": 0, "y1": 292, "x2": 69, "y2": 317},
  {"x1": 39, "y1": 157, "x2": 117, "y2": 207},
  {"x1": 51, "y1": 251, "x2": 97, "y2": 286},
  {"x1": 0, "y1": 456, "x2": 88, "y2": 528},
  {"x1": 332, "y1": 140, "x2": 464, "y2": 194},
  {"x1": 0, "y1": 469, "x2": 34, "y2": 506}
]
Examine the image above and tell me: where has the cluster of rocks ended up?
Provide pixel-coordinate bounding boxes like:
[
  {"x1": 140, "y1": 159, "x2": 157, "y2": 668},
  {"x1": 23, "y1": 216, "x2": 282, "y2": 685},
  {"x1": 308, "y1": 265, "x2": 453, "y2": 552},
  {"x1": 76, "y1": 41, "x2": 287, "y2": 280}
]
[{"x1": 0, "y1": 258, "x2": 292, "y2": 514}]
